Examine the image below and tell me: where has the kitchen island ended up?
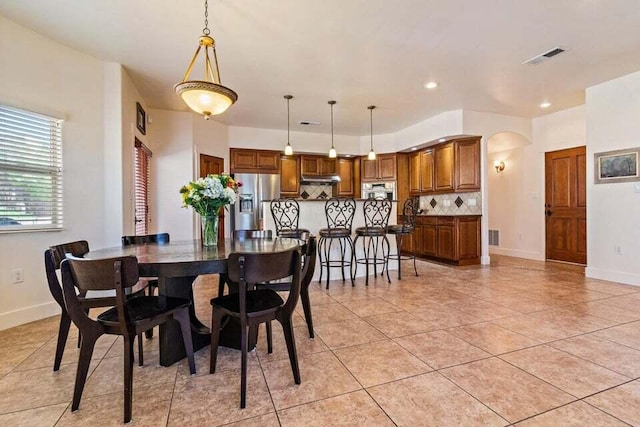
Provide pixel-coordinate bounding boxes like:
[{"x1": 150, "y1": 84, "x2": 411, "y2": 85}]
[{"x1": 263, "y1": 199, "x2": 398, "y2": 281}]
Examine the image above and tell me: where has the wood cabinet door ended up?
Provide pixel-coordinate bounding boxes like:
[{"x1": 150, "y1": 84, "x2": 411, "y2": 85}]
[
  {"x1": 434, "y1": 143, "x2": 454, "y2": 191},
  {"x1": 423, "y1": 225, "x2": 437, "y2": 256},
  {"x1": 457, "y1": 217, "x2": 480, "y2": 260},
  {"x1": 409, "y1": 152, "x2": 420, "y2": 194},
  {"x1": 256, "y1": 152, "x2": 280, "y2": 171},
  {"x1": 336, "y1": 158, "x2": 354, "y2": 196},
  {"x1": 420, "y1": 149, "x2": 435, "y2": 192},
  {"x1": 280, "y1": 156, "x2": 300, "y2": 197},
  {"x1": 436, "y1": 225, "x2": 456, "y2": 259},
  {"x1": 377, "y1": 154, "x2": 397, "y2": 180},
  {"x1": 413, "y1": 225, "x2": 424, "y2": 255},
  {"x1": 231, "y1": 149, "x2": 257, "y2": 171},
  {"x1": 455, "y1": 138, "x2": 480, "y2": 191},
  {"x1": 362, "y1": 158, "x2": 378, "y2": 181},
  {"x1": 320, "y1": 158, "x2": 337, "y2": 175},
  {"x1": 301, "y1": 156, "x2": 320, "y2": 175},
  {"x1": 200, "y1": 154, "x2": 226, "y2": 246}
]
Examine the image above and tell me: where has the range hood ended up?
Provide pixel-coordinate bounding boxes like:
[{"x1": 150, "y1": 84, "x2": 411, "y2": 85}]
[{"x1": 300, "y1": 175, "x2": 341, "y2": 184}]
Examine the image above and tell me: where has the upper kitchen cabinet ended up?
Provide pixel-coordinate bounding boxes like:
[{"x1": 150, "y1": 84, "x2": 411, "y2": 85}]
[
  {"x1": 409, "y1": 149, "x2": 435, "y2": 195},
  {"x1": 335, "y1": 158, "x2": 354, "y2": 196},
  {"x1": 434, "y1": 142, "x2": 454, "y2": 191},
  {"x1": 362, "y1": 153, "x2": 397, "y2": 182},
  {"x1": 409, "y1": 152, "x2": 420, "y2": 194},
  {"x1": 280, "y1": 155, "x2": 300, "y2": 197},
  {"x1": 230, "y1": 148, "x2": 280, "y2": 173},
  {"x1": 301, "y1": 155, "x2": 336, "y2": 176},
  {"x1": 454, "y1": 137, "x2": 481, "y2": 191}
]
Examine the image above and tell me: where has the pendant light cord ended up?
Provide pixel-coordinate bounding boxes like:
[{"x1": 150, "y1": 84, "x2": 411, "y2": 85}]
[
  {"x1": 287, "y1": 97, "x2": 290, "y2": 144},
  {"x1": 370, "y1": 106, "x2": 374, "y2": 150},
  {"x1": 203, "y1": 0, "x2": 210, "y2": 35},
  {"x1": 331, "y1": 103, "x2": 334, "y2": 148}
]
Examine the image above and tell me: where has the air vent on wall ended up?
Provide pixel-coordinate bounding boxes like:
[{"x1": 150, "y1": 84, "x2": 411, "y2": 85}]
[
  {"x1": 522, "y1": 47, "x2": 566, "y2": 65},
  {"x1": 488, "y1": 229, "x2": 500, "y2": 246},
  {"x1": 299, "y1": 120, "x2": 320, "y2": 126}
]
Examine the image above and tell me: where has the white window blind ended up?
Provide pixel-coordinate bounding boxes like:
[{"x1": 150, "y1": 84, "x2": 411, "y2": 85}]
[
  {"x1": 134, "y1": 139, "x2": 151, "y2": 235},
  {"x1": 0, "y1": 105, "x2": 63, "y2": 231}
]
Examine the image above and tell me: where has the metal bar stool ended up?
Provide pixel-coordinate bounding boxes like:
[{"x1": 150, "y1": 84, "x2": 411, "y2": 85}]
[
  {"x1": 386, "y1": 197, "x2": 419, "y2": 279},
  {"x1": 270, "y1": 198, "x2": 310, "y2": 238},
  {"x1": 318, "y1": 197, "x2": 356, "y2": 289},
  {"x1": 353, "y1": 198, "x2": 392, "y2": 285}
]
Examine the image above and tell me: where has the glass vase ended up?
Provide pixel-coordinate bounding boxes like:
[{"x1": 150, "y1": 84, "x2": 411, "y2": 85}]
[{"x1": 201, "y1": 214, "x2": 219, "y2": 247}]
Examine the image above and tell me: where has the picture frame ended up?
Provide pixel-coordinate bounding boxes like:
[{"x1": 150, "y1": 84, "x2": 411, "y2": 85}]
[
  {"x1": 136, "y1": 102, "x2": 146, "y2": 135},
  {"x1": 594, "y1": 147, "x2": 640, "y2": 184}
]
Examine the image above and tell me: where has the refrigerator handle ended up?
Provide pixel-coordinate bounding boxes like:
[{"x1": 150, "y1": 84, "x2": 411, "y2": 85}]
[{"x1": 257, "y1": 175, "x2": 263, "y2": 224}]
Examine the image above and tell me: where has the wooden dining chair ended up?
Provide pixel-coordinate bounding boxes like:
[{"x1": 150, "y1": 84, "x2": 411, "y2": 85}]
[
  {"x1": 210, "y1": 246, "x2": 302, "y2": 408},
  {"x1": 45, "y1": 241, "x2": 147, "y2": 371},
  {"x1": 61, "y1": 254, "x2": 196, "y2": 423}
]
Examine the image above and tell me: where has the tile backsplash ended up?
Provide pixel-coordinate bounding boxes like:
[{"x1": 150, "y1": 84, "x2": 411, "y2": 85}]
[
  {"x1": 418, "y1": 192, "x2": 482, "y2": 215},
  {"x1": 299, "y1": 184, "x2": 332, "y2": 200}
]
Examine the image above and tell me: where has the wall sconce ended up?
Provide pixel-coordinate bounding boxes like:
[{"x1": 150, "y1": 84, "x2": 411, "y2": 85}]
[{"x1": 494, "y1": 160, "x2": 505, "y2": 173}]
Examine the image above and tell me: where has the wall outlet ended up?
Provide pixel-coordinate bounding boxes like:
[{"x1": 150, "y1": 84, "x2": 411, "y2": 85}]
[
  {"x1": 615, "y1": 245, "x2": 623, "y2": 255},
  {"x1": 12, "y1": 268, "x2": 24, "y2": 283},
  {"x1": 468, "y1": 198, "x2": 477, "y2": 206}
]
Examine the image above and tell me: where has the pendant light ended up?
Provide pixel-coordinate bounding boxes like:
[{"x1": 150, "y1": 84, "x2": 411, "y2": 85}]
[
  {"x1": 367, "y1": 105, "x2": 377, "y2": 160},
  {"x1": 328, "y1": 100, "x2": 337, "y2": 158},
  {"x1": 284, "y1": 95, "x2": 294, "y2": 155},
  {"x1": 175, "y1": 0, "x2": 238, "y2": 120}
]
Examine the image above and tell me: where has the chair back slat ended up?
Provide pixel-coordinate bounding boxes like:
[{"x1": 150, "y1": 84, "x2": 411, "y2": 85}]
[
  {"x1": 65, "y1": 255, "x2": 140, "y2": 292},
  {"x1": 363, "y1": 199, "x2": 392, "y2": 228},
  {"x1": 49, "y1": 240, "x2": 90, "y2": 269},
  {"x1": 402, "y1": 197, "x2": 419, "y2": 231},
  {"x1": 234, "y1": 229, "x2": 273, "y2": 240},
  {"x1": 324, "y1": 198, "x2": 356, "y2": 230},
  {"x1": 227, "y1": 249, "x2": 299, "y2": 285},
  {"x1": 122, "y1": 233, "x2": 170, "y2": 246},
  {"x1": 270, "y1": 198, "x2": 301, "y2": 235}
]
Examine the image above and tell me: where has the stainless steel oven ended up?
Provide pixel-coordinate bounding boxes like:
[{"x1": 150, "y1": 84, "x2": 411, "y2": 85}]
[{"x1": 362, "y1": 182, "x2": 396, "y2": 200}]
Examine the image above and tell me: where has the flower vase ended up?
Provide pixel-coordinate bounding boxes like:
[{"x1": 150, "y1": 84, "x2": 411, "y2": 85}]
[{"x1": 201, "y1": 214, "x2": 219, "y2": 247}]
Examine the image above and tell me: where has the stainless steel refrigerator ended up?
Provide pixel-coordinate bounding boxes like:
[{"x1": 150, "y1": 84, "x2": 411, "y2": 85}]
[{"x1": 231, "y1": 173, "x2": 280, "y2": 232}]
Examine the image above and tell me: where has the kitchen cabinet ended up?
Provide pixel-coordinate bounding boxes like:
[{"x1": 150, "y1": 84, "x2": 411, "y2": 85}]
[
  {"x1": 409, "y1": 149, "x2": 435, "y2": 195},
  {"x1": 434, "y1": 143, "x2": 454, "y2": 191},
  {"x1": 301, "y1": 155, "x2": 336, "y2": 176},
  {"x1": 362, "y1": 154, "x2": 397, "y2": 181},
  {"x1": 454, "y1": 137, "x2": 481, "y2": 191},
  {"x1": 230, "y1": 148, "x2": 280, "y2": 173},
  {"x1": 335, "y1": 158, "x2": 354, "y2": 196},
  {"x1": 406, "y1": 215, "x2": 480, "y2": 265},
  {"x1": 409, "y1": 152, "x2": 420, "y2": 194},
  {"x1": 280, "y1": 156, "x2": 300, "y2": 197}
]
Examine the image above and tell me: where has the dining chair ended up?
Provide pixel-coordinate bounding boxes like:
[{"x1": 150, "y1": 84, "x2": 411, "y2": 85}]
[
  {"x1": 353, "y1": 198, "x2": 392, "y2": 285},
  {"x1": 61, "y1": 254, "x2": 196, "y2": 423},
  {"x1": 270, "y1": 198, "x2": 310, "y2": 237},
  {"x1": 210, "y1": 246, "x2": 302, "y2": 408},
  {"x1": 318, "y1": 197, "x2": 356, "y2": 289},
  {"x1": 44, "y1": 241, "x2": 147, "y2": 371}
]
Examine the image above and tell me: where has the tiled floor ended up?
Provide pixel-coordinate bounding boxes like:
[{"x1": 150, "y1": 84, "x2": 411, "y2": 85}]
[{"x1": 1, "y1": 255, "x2": 640, "y2": 426}]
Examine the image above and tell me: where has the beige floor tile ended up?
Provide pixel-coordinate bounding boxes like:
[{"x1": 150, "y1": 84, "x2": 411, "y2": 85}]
[
  {"x1": 550, "y1": 333, "x2": 640, "y2": 378},
  {"x1": 492, "y1": 314, "x2": 576, "y2": 342},
  {"x1": 446, "y1": 300, "x2": 520, "y2": 322},
  {"x1": 0, "y1": 362, "x2": 98, "y2": 414},
  {"x1": 261, "y1": 351, "x2": 361, "y2": 409},
  {"x1": 296, "y1": 303, "x2": 356, "y2": 325},
  {"x1": 334, "y1": 340, "x2": 431, "y2": 387},
  {"x1": 278, "y1": 390, "x2": 394, "y2": 426},
  {"x1": 395, "y1": 330, "x2": 490, "y2": 369},
  {"x1": 501, "y1": 345, "x2": 629, "y2": 397},
  {"x1": 598, "y1": 295, "x2": 640, "y2": 312},
  {"x1": 564, "y1": 301, "x2": 640, "y2": 324},
  {"x1": 362, "y1": 311, "x2": 433, "y2": 338},
  {"x1": 57, "y1": 382, "x2": 172, "y2": 426},
  {"x1": 368, "y1": 372, "x2": 507, "y2": 426},
  {"x1": 0, "y1": 402, "x2": 68, "y2": 427},
  {"x1": 177, "y1": 346, "x2": 260, "y2": 378},
  {"x1": 411, "y1": 304, "x2": 479, "y2": 330},
  {"x1": 441, "y1": 357, "x2": 574, "y2": 423},
  {"x1": 338, "y1": 297, "x2": 402, "y2": 317},
  {"x1": 256, "y1": 324, "x2": 329, "y2": 362},
  {"x1": 529, "y1": 308, "x2": 617, "y2": 335},
  {"x1": 168, "y1": 369, "x2": 274, "y2": 425},
  {"x1": 594, "y1": 321, "x2": 640, "y2": 350},
  {"x1": 224, "y1": 412, "x2": 281, "y2": 427},
  {"x1": 485, "y1": 294, "x2": 555, "y2": 313},
  {"x1": 314, "y1": 318, "x2": 386, "y2": 349},
  {"x1": 448, "y1": 322, "x2": 540, "y2": 354},
  {"x1": 585, "y1": 380, "x2": 640, "y2": 426},
  {"x1": 515, "y1": 401, "x2": 627, "y2": 426},
  {"x1": 103, "y1": 334, "x2": 159, "y2": 358}
]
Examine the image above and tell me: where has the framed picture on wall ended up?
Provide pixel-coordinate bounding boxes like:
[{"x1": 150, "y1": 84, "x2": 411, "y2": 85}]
[
  {"x1": 594, "y1": 147, "x2": 640, "y2": 184},
  {"x1": 136, "y1": 102, "x2": 146, "y2": 135}
]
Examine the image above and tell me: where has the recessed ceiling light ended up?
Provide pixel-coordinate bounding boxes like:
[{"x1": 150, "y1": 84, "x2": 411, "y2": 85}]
[
  {"x1": 424, "y1": 81, "x2": 438, "y2": 89},
  {"x1": 540, "y1": 101, "x2": 552, "y2": 108},
  {"x1": 411, "y1": 147, "x2": 418, "y2": 151},
  {"x1": 438, "y1": 138, "x2": 446, "y2": 142},
  {"x1": 345, "y1": 154, "x2": 352, "y2": 157}
]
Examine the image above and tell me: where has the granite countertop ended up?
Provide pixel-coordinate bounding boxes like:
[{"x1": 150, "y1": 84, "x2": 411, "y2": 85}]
[
  {"x1": 264, "y1": 199, "x2": 399, "y2": 202},
  {"x1": 416, "y1": 213, "x2": 482, "y2": 216}
]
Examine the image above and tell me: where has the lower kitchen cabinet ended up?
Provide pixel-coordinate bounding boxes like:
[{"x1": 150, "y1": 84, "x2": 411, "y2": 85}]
[{"x1": 404, "y1": 215, "x2": 480, "y2": 265}]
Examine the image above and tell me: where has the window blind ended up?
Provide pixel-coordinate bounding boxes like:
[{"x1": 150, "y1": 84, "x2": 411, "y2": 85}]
[
  {"x1": 0, "y1": 105, "x2": 63, "y2": 231},
  {"x1": 134, "y1": 139, "x2": 151, "y2": 235}
]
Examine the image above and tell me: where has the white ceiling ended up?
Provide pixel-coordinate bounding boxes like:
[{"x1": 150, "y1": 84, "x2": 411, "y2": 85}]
[{"x1": 2, "y1": 0, "x2": 640, "y2": 136}]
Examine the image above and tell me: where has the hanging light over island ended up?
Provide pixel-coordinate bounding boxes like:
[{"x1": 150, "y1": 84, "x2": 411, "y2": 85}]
[
  {"x1": 328, "y1": 100, "x2": 337, "y2": 158},
  {"x1": 283, "y1": 95, "x2": 294, "y2": 155},
  {"x1": 367, "y1": 105, "x2": 377, "y2": 160}
]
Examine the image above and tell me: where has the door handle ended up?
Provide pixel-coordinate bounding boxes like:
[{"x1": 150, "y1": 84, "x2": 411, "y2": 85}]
[
  {"x1": 545, "y1": 210, "x2": 552, "y2": 217},
  {"x1": 544, "y1": 203, "x2": 551, "y2": 208}
]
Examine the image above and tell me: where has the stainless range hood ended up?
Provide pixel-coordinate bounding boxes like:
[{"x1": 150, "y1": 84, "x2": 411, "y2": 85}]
[{"x1": 300, "y1": 175, "x2": 341, "y2": 184}]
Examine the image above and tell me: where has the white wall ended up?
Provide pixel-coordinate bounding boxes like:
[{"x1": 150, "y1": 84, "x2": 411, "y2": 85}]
[
  {"x1": 393, "y1": 110, "x2": 464, "y2": 151},
  {"x1": 0, "y1": 16, "x2": 106, "y2": 329},
  {"x1": 585, "y1": 71, "x2": 640, "y2": 285}
]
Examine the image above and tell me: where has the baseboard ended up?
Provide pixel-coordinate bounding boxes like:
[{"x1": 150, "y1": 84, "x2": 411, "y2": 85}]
[
  {"x1": 489, "y1": 247, "x2": 544, "y2": 261},
  {"x1": 0, "y1": 301, "x2": 60, "y2": 331},
  {"x1": 585, "y1": 266, "x2": 640, "y2": 287},
  {"x1": 481, "y1": 255, "x2": 491, "y2": 265}
]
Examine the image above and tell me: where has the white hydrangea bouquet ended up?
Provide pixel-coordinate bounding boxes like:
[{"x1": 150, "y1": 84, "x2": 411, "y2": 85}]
[{"x1": 180, "y1": 174, "x2": 241, "y2": 246}]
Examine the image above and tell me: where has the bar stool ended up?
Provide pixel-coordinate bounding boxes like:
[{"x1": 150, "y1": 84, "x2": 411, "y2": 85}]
[
  {"x1": 353, "y1": 198, "x2": 392, "y2": 285},
  {"x1": 270, "y1": 198, "x2": 310, "y2": 238},
  {"x1": 318, "y1": 197, "x2": 356, "y2": 289},
  {"x1": 386, "y1": 197, "x2": 419, "y2": 279}
]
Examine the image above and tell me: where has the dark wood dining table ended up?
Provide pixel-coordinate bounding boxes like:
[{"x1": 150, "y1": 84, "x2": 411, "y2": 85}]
[{"x1": 84, "y1": 238, "x2": 301, "y2": 366}]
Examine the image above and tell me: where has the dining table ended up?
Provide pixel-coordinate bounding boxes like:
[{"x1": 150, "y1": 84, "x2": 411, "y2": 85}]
[{"x1": 84, "y1": 237, "x2": 301, "y2": 366}]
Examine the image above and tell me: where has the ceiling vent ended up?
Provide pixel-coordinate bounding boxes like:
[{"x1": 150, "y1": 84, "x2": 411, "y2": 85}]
[
  {"x1": 299, "y1": 120, "x2": 320, "y2": 126},
  {"x1": 522, "y1": 47, "x2": 566, "y2": 65}
]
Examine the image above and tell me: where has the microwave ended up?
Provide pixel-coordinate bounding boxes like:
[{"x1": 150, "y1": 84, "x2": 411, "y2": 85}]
[{"x1": 362, "y1": 182, "x2": 396, "y2": 201}]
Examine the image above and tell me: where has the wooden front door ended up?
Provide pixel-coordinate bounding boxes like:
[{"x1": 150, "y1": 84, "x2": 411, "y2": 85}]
[
  {"x1": 545, "y1": 146, "x2": 587, "y2": 264},
  {"x1": 200, "y1": 154, "x2": 225, "y2": 246}
]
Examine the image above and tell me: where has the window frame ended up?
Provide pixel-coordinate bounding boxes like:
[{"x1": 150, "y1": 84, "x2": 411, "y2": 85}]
[{"x1": 134, "y1": 138, "x2": 152, "y2": 236}]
